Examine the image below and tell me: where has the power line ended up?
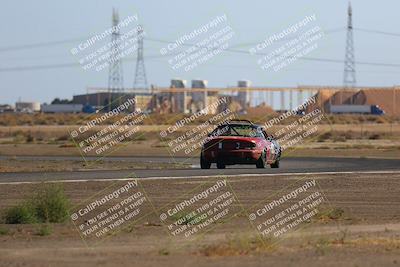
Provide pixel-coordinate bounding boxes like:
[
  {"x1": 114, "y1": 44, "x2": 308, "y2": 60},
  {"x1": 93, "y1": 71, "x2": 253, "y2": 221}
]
[
  {"x1": 0, "y1": 53, "x2": 175, "y2": 72},
  {"x1": 144, "y1": 27, "x2": 345, "y2": 50},
  {"x1": 354, "y1": 27, "x2": 400, "y2": 37},
  {"x1": 0, "y1": 37, "x2": 90, "y2": 53},
  {"x1": 0, "y1": 25, "x2": 398, "y2": 55},
  {"x1": 230, "y1": 27, "x2": 346, "y2": 48},
  {"x1": 0, "y1": 27, "x2": 345, "y2": 54},
  {"x1": 0, "y1": 62, "x2": 79, "y2": 72},
  {"x1": 2, "y1": 52, "x2": 400, "y2": 73},
  {"x1": 3, "y1": 29, "x2": 400, "y2": 73},
  {"x1": 145, "y1": 37, "x2": 400, "y2": 68}
]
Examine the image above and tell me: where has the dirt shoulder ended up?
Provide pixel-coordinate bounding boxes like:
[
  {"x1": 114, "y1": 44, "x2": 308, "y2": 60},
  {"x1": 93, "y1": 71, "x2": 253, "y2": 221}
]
[{"x1": 0, "y1": 172, "x2": 399, "y2": 266}]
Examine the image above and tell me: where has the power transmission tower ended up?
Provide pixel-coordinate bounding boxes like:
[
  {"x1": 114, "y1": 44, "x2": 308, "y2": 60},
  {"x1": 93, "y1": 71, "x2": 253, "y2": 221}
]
[
  {"x1": 108, "y1": 8, "x2": 124, "y2": 94},
  {"x1": 133, "y1": 25, "x2": 148, "y2": 91},
  {"x1": 343, "y1": 2, "x2": 356, "y2": 87}
]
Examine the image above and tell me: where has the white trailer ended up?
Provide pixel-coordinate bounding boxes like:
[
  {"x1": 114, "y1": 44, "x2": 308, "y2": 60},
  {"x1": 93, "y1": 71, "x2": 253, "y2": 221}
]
[
  {"x1": 330, "y1": 105, "x2": 384, "y2": 115},
  {"x1": 41, "y1": 104, "x2": 83, "y2": 113}
]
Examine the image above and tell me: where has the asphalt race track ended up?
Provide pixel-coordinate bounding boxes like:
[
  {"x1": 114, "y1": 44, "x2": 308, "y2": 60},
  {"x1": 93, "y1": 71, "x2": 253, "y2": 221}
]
[{"x1": 0, "y1": 156, "x2": 399, "y2": 183}]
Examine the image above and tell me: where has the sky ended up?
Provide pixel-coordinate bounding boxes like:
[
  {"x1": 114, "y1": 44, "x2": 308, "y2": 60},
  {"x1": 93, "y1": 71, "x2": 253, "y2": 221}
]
[{"x1": 0, "y1": 0, "x2": 399, "y2": 104}]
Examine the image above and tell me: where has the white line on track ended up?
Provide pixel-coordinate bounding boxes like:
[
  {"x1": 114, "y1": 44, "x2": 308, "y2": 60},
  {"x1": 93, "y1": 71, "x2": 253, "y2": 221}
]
[{"x1": 0, "y1": 170, "x2": 399, "y2": 185}]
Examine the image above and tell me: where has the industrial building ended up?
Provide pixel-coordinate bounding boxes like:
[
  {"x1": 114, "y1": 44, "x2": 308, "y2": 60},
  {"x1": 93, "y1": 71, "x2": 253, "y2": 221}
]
[
  {"x1": 67, "y1": 84, "x2": 400, "y2": 116},
  {"x1": 307, "y1": 87, "x2": 400, "y2": 116},
  {"x1": 148, "y1": 79, "x2": 243, "y2": 114},
  {"x1": 0, "y1": 104, "x2": 14, "y2": 113},
  {"x1": 170, "y1": 79, "x2": 187, "y2": 113},
  {"x1": 72, "y1": 91, "x2": 153, "y2": 112},
  {"x1": 191, "y1": 80, "x2": 208, "y2": 112},
  {"x1": 237, "y1": 80, "x2": 251, "y2": 110},
  {"x1": 15, "y1": 102, "x2": 41, "y2": 113}
]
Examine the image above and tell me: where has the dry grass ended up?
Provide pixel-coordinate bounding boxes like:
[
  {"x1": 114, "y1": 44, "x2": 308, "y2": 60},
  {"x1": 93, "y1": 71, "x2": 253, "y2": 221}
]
[
  {"x1": 0, "y1": 124, "x2": 399, "y2": 144},
  {"x1": 198, "y1": 234, "x2": 275, "y2": 256},
  {"x1": 1, "y1": 113, "x2": 399, "y2": 126},
  {"x1": 0, "y1": 159, "x2": 191, "y2": 173}
]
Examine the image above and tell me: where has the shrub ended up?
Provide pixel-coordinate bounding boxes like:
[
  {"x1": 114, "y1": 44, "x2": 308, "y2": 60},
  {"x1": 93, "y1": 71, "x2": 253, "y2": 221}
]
[
  {"x1": 3, "y1": 184, "x2": 70, "y2": 224},
  {"x1": 36, "y1": 224, "x2": 52, "y2": 236},
  {"x1": 13, "y1": 130, "x2": 26, "y2": 143},
  {"x1": 170, "y1": 211, "x2": 208, "y2": 225},
  {"x1": 34, "y1": 184, "x2": 70, "y2": 223},
  {"x1": 0, "y1": 226, "x2": 9, "y2": 235},
  {"x1": 332, "y1": 135, "x2": 346, "y2": 142},
  {"x1": 26, "y1": 133, "x2": 35, "y2": 143},
  {"x1": 56, "y1": 135, "x2": 70, "y2": 141},
  {"x1": 4, "y1": 202, "x2": 37, "y2": 224},
  {"x1": 158, "y1": 248, "x2": 170, "y2": 256},
  {"x1": 369, "y1": 133, "x2": 381, "y2": 140},
  {"x1": 327, "y1": 208, "x2": 345, "y2": 220},
  {"x1": 317, "y1": 132, "x2": 332, "y2": 142},
  {"x1": 317, "y1": 207, "x2": 345, "y2": 221}
]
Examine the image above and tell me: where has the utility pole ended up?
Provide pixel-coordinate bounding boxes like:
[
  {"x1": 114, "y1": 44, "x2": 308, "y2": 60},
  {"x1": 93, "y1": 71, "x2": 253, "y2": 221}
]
[
  {"x1": 133, "y1": 25, "x2": 148, "y2": 91},
  {"x1": 108, "y1": 8, "x2": 124, "y2": 110},
  {"x1": 343, "y1": 2, "x2": 356, "y2": 88}
]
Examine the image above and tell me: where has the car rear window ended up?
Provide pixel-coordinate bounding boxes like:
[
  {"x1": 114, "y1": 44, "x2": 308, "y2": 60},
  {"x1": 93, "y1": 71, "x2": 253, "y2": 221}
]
[{"x1": 211, "y1": 125, "x2": 264, "y2": 137}]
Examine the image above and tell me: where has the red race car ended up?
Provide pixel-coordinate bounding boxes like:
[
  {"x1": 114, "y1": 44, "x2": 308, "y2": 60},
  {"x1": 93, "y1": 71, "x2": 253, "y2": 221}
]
[{"x1": 200, "y1": 120, "x2": 281, "y2": 169}]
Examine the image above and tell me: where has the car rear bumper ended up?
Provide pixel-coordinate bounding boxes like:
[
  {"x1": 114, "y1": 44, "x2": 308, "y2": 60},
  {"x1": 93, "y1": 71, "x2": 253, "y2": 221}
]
[{"x1": 203, "y1": 149, "x2": 262, "y2": 164}]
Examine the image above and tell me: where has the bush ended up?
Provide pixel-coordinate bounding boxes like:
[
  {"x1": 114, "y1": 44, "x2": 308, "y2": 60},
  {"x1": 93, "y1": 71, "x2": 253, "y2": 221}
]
[
  {"x1": 369, "y1": 133, "x2": 381, "y2": 140},
  {"x1": 3, "y1": 184, "x2": 70, "y2": 224},
  {"x1": 26, "y1": 133, "x2": 35, "y2": 143},
  {"x1": 36, "y1": 224, "x2": 52, "y2": 236},
  {"x1": 332, "y1": 135, "x2": 346, "y2": 142},
  {"x1": 317, "y1": 207, "x2": 345, "y2": 221},
  {"x1": 4, "y1": 203, "x2": 37, "y2": 224},
  {"x1": 56, "y1": 135, "x2": 70, "y2": 141},
  {"x1": 35, "y1": 184, "x2": 70, "y2": 223},
  {"x1": 0, "y1": 226, "x2": 9, "y2": 235},
  {"x1": 317, "y1": 132, "x2": 332, "y2": 142},
  {"x1": 13, "y1": 130, "x2": 26, "y2": 143}
]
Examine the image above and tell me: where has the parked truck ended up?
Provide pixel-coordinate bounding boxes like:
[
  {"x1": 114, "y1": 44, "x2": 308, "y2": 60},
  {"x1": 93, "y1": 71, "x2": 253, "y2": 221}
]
[
  {"x1": 41, "y1": 104, "x2": 83, "y2": 113},
  {"x1": 330, "y1": 105, "x2": 384, "y2": 115}
]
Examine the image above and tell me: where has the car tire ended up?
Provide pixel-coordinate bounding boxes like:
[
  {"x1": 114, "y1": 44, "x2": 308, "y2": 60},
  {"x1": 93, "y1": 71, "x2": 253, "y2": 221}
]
[
  {"x1": 216, "y1": 161, "x2": 226, "y2": 169},
  {"x1": 200, "y1": 155, "x2": 211, "y2": 169},
  {"x1": 256, "y1": 151, "x2": 267, "y2": 168},
  {"x1": 270, "y1": 159, "x2": 280, "y2": 168}
]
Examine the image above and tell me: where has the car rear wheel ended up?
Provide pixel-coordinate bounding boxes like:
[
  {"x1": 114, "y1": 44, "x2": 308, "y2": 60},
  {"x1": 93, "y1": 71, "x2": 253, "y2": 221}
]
[
  {"x1": 216, "y1": 161, "x2": 226, "y2": 169},
  {"x1": 200, "y1": 155, "x2": 211, "y2": 169},
  {"x1": 256, "y1": 151, "x2": 267, "y2": 168},
  {"x1": 270, "y1": 159, "x2": 280, "y2": 168}
]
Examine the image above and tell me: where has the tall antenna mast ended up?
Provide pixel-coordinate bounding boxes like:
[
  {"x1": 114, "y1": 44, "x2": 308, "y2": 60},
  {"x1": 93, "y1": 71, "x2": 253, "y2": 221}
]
[
  {"x1": 343, "y1": 2, "x2": 356, "y2": 87},
  {"x1": 133, "y1": 25, "x2": 148, "y2": 91},
  {"x1": 108, "y1": 8, "x2": 124, "y2": 93}
]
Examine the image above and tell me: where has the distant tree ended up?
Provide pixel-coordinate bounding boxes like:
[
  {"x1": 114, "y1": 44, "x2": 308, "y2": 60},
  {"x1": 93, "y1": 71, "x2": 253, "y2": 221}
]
[{"x1": 51, "y1": 98, "x2": 72, "y2": 104}]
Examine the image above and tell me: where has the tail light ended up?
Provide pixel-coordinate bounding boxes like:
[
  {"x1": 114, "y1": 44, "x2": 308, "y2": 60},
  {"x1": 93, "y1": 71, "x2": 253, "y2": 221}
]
[
  {"x1": 203, "y1": 140, "x2": 222, "y2": 150},
  {"x1": 242, "y1": 142, "x2": 256, "y2": 150}
]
